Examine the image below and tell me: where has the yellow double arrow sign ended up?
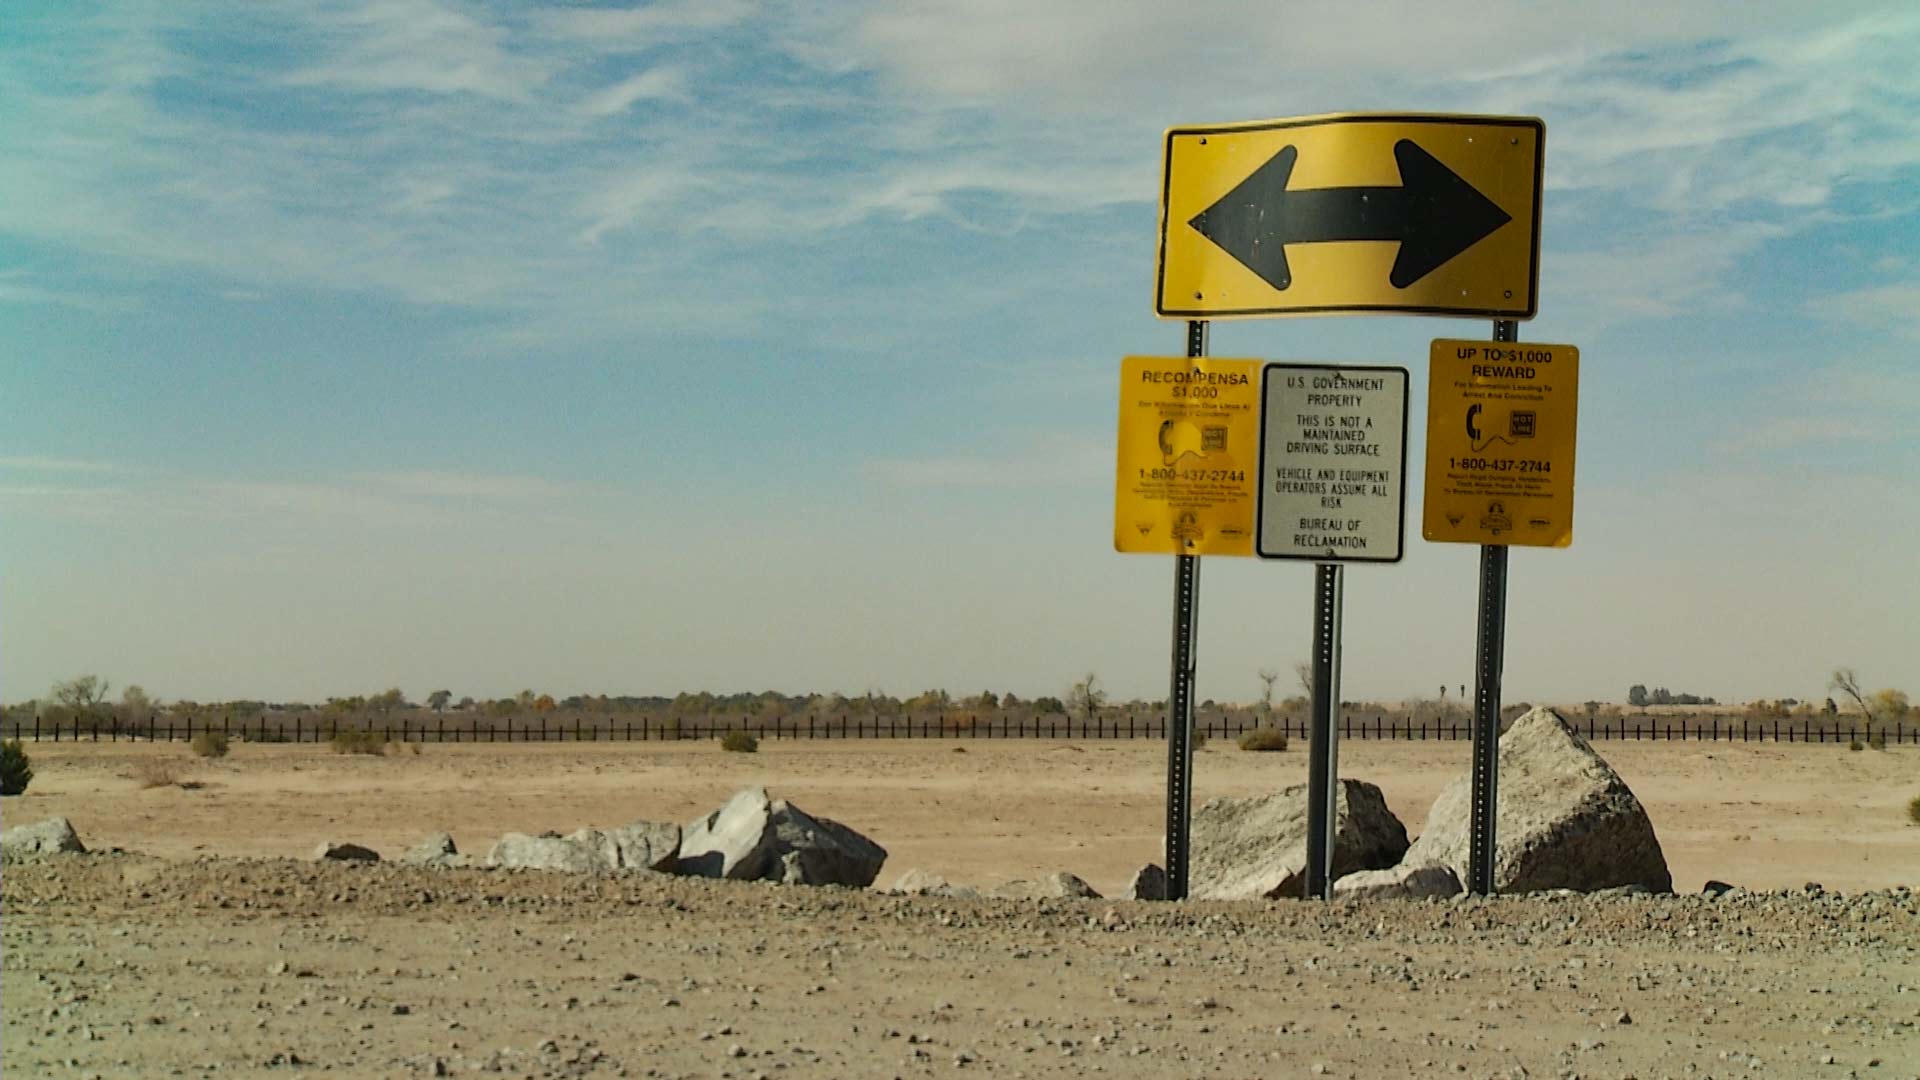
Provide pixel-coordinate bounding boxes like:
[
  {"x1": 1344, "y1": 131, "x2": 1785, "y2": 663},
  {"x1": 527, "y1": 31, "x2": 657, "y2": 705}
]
[{"x1": 1156, "y1": 113, "x2": 1544, "y2": 320}]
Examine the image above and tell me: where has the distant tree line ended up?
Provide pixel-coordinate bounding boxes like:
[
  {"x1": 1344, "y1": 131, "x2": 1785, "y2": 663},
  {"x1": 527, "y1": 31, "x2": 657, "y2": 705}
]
[
  {"x1": 7, "y1": 670, "x2": 1906, "y2": 740},
  {"x1": 1627, "y1": 684, "x2": 1717, "y2": 707}
]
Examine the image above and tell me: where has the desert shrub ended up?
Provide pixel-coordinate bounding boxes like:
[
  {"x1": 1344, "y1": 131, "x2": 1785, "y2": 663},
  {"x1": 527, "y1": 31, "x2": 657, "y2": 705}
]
[
  {"x1": 1238, "y1": 727, "x2": 1290, "y2": 752},
  {"x1": 1868, "y1": 731, "x2": 1887, "y2": 751},
  {"x1": 1848, "y1": 738, "x2": 1864, "y2": 752},
  {"x1": 1190, "y1": 725, "x2": 1208, "y2": 751},
  {"x1": 1908, "y1": 793, "x2": 1920, "y2": 825},
  {"x1": 190, "y1": 732, "x2": 229, "y2": 758},
  {"x1": 720, "y1": 730, "x2": 758, "y2": 754},
  {"x1": 132, "y1": 758, "x2": 182, "y2": 789},
  {"x1": 330, "y1": 729, "x2": 388, "y2": 755},
  {"x1": 0, "y1": 740, "x2": 31, "y2": 795}
]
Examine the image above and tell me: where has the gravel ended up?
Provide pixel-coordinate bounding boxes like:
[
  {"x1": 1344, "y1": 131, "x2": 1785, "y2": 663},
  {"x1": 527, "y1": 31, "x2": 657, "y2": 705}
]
[{"x1": 2, "y1": 853, "x2": 1916, "y2": 1077}]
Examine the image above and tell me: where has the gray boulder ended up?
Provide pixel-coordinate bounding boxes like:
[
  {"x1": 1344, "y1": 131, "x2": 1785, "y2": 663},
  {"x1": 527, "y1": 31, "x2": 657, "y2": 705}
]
[
  {"x1": 1, "y1": 816, "x2": 86, "y2": 858},
  {"x1": 487, "y1": 832, "x2": 603, "y2": 873},
  {"x1": 580, "y1": 821, "x2": 680, "y2": 873},
  {"x1": 1333, "y1": 862, "x2": 1462, "y2": 901},
  {"x1": 1402, "y1": 707, "x2": 1672, "y2": 894},
  {"x1": 991, "y1": 871, "x2": 1101, "y2": 900},
  {"x1": 677, "y1": 788, "x2": 887, "y2": 887},
  {"x1": 484, "y1": 820, "x2": 681, "y2": 874},
  {"x1": 313, "y1": 841, "x2": 380, "y2": 862},
  {"x1": 1190, "y1": 779, "x2": 1408, "y2": 900},
  {"x1": 889, "y1": 869, "x2": 981, "y2": 899},
  {"x1": 1126, "y1": 863, "x2": 1168, "y2": 901}
]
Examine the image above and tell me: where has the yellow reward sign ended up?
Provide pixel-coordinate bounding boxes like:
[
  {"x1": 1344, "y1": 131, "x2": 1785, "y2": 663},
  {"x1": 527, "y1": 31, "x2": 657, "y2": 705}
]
[
  {"x1": 1156, "y1": 113, "x2": 1543, "y2": 320},
  {"x1": 1115, "y1": 357, "x2": 1262, "y2": 555},
  {"x1": 1423, "y1": 339, "x2": 1578, "y2": 547}
]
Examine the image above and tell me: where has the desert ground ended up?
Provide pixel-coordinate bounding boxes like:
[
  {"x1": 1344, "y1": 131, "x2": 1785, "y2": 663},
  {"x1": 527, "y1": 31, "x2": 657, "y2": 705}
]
[
  {"x1": 4, "y1": 737, "x2": 1915, "y2": 895},
  {"x1": 5, "y1": 738, "x2": 1917, "y2": 1078}
]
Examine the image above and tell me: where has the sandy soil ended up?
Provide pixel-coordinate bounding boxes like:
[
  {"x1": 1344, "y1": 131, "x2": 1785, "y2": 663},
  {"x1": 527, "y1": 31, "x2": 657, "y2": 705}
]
[
  {"x1": 5, "y1": 740, "x2": 1918, "y2": 1078},
  {"x1": 2, "y1": 738, "x2": 1914, "y2": 896},
  {"x1": 4, "y1": 857, "x2": 1916, "y2": 1079}
]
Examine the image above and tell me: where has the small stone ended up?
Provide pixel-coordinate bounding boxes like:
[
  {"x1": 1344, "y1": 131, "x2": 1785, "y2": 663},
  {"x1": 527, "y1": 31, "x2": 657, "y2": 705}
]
[{"x1": 727, "y1": 1044, "x2": 747, "y2": 1058}]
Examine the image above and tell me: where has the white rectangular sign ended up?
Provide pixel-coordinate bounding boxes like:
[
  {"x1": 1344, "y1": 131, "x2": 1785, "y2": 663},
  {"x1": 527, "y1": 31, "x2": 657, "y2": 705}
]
[{"x1": 1256, "y1": 364, "x2": 1410, "y2": 561}]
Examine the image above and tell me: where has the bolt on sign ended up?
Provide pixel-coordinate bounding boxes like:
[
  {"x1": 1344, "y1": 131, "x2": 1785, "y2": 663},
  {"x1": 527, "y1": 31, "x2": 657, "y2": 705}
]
[
  {"x1": 1155, "y1": 113, "x2": 1544, "y2": 320},
  {"x1": 1257, "y1": 365, "x2": 1409, "y2": 562},
  {"x1": 1423, "y1": 339, "x2": 1579, "y2": 547},
  {"x1": 1114, "y1": 357, "x2": 1263, "y2": 556}
]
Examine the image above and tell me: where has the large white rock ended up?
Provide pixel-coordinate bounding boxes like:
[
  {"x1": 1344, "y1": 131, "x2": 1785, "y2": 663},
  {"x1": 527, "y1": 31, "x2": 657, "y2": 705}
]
[
  {"x1": 1, "y1": 816, "x2": 86, "y2": 858},
  {"x1": 1190, "y1": 779, "x2": 1408, "y2": 901},
  {"x1": 1333, "y1": 862, "x2": 1462, "y2": 901},
  {"x1": 677, "y1": 789, "x2": 778, "y2": 879},
  {"x1": 1402, "y1": 707, "x2": 1672, "y2": 894},
  {"x1": 677, "y1": 788, "x2": 887, "y2": 887}
]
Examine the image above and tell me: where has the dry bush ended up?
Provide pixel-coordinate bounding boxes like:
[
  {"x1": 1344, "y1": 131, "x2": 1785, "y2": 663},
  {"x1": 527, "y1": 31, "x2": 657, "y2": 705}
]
[
  {"x1": 330, "y1": 730, "x2": 388, "y2": 755},
  {"x1": 132, "y1": 758, "x2": 184, "y2": 789},
  {"x1": 1908, "y1": 793, "x2": 1920, "y2": 825},
  {"x1": 720, "y1": 730, "x2": 758, "y2": 753},
  {"x1": 1237, "y1": 727, "x2": 1289, "y2": 752},
  {"x1": 190, "y1": 732, "x2": 229, "y2": 758}
]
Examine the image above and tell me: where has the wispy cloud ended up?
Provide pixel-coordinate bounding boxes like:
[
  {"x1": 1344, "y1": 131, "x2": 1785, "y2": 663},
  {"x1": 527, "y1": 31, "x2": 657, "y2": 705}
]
[
  {"x1": 536, "y1": 0, "x2": 758, "y2": 52},
  {"x1": 1, "y1": 1, "x2": 1915, "y2": 346},
  {"x1": 1711, "y1": 364, "x2": 1920, "y2": 458},
  {"x1": 862, "y1": 434, "x2": 1107, "y2": 490},
  {"x1": 0, "y1": 467, "x2": 598, "y2": 527},
  {"x1": 0, "y1": 271, "x2": 137, "y2": 314},
  {"x1": 0, "y1": 456, "x2": 128, "y2": 473},
  {"x1": 1821, "y1": 281, "x2": 1920, "y2": 342},
  {"x1": 282, "y1": 0, "x2": 557, "y2": 100},
  {"x1": 579, "y1": 67, "x2": 690, "y2": 116}
]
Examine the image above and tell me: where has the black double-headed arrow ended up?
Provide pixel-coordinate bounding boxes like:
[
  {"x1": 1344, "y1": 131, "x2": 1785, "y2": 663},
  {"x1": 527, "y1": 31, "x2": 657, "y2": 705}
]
[{"x1": 1188, "y1": 139, "x2": 1511, "y2": 291}]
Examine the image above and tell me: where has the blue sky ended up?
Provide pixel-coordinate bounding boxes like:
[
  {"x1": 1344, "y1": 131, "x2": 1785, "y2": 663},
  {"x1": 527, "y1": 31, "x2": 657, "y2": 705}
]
[{"x1": 3, "y1": 1, "x2": 1917, "y2": 706}]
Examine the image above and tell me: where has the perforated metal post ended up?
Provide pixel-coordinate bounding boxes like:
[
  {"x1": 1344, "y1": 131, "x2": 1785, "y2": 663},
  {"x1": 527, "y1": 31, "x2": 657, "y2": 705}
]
[
  {"x1": 1467, "y1": 318, "x2": 1518, "y2": 896},
  {"x1": 1304, "y1": 562, "x2": 1344, "y2": 899},
  {"x1": 1163, "y1": 318, "x2": 1207, "y2": 901}
]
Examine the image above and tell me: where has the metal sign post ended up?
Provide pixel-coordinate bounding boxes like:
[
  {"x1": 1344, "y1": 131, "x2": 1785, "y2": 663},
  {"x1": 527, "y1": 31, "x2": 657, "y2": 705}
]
[
  {"x1": 1303, "y1": 562, "x2": 1343, "y2": 898},
  {"x1": 1466, "y1": 317, "x2": 1517, "y2": 895},
  {"x1": 1163, "y1": 318, "x2": 1207, "y2": 901},
  {"x1": 1253, "y1": 364, "x2": 1408, "y2": 901}
]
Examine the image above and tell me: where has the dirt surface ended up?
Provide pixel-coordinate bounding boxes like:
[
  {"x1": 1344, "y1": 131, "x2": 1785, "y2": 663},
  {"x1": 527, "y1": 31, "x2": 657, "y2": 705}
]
[
  {"x1": 4, "y1": 857, "x2": 1917, "y2": 1079},
  {"x1": 3, "y1": 740, "x2": 1918, "y2": 1078},
  {"x1": 2, "y1": 738, "x2": 1914, "y2": 895}
]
